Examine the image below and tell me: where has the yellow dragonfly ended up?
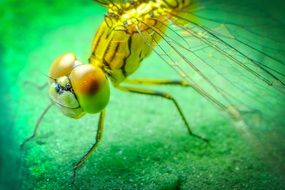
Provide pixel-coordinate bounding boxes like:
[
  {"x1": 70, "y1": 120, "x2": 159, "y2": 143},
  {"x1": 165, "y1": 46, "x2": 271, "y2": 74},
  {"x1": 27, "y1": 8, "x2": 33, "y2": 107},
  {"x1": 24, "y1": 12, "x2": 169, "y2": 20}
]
[{"x1": 21, "y1": 0, "x2": 285, "y2": 183}]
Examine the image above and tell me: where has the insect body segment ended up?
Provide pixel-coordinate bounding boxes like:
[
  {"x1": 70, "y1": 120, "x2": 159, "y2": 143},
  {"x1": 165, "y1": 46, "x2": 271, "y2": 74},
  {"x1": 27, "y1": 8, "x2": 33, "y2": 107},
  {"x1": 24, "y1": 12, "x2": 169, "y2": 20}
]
[
  {"x1": 49, "y1": 53, "x2": 110, "y2": 118},
  {"x1": 91, "y1": 0, "x2": 193, "y2": 85},
  {"x1": 90, "y1": 18, "x2": 163, "y2": 85}
]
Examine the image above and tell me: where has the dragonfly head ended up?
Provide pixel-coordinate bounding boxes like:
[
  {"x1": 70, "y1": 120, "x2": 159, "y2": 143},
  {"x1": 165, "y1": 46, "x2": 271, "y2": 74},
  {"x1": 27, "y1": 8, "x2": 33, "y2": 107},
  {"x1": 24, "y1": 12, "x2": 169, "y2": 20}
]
[{"x1": 48, "y1": 53, "x2": 110, "y2": 118}]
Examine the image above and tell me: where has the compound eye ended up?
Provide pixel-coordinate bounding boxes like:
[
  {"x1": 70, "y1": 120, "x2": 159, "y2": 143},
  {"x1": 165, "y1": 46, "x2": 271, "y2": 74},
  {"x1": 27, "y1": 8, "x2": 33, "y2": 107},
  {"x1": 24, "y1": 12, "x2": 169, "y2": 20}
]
[
  {"x1": 49, "y1": 53, "x2": 82, "y2": 82},
  {"x1": 69, "y1": 64, "x2": 110, "y2": 114}
]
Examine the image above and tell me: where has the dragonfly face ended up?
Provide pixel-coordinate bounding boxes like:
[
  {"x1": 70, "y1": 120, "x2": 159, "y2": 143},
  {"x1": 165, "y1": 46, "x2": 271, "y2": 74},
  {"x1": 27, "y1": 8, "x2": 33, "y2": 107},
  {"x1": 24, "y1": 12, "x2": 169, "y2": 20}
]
[
  {"x1": 48, "y1": 53, "x2": 110, "y2": 119},
  {"x1": 49, "y1": 76, "x2": 85, "y2": 118}
]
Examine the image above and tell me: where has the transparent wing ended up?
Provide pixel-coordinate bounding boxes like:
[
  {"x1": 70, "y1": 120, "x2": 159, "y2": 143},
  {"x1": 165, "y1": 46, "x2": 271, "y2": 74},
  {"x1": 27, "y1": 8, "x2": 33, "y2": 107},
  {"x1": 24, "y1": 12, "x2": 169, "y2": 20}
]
[
  {"x1": 135, "y1": 0, "x2": 285, "y2": 171},
  {"x1": 169, "y1": 0, "x2": 285, "y2": 114}
]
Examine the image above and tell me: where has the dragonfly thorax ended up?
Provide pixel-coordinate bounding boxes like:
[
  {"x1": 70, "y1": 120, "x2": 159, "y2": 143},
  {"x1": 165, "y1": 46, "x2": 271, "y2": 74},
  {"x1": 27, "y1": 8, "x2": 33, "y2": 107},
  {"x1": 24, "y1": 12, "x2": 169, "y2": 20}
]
[{"x1": 89, "y1": 4, "x2": 170, "y2": 85}]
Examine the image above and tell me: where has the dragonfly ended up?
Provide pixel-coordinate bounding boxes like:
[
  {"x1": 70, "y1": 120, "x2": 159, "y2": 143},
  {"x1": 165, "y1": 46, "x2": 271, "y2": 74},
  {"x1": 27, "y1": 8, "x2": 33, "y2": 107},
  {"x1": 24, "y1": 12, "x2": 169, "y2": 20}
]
[{"x1": 21, "y1": 0, "x2": 285, "y2": 183}]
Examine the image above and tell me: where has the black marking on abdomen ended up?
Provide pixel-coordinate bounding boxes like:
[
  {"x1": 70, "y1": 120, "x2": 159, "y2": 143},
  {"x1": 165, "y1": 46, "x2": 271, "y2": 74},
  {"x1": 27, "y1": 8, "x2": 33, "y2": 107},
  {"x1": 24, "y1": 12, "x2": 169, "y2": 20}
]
[
  {"x1": 109, "y1": 42, "x2": 120, "y2": 64},
  {"x1": 92, "y1": 29, "x2": 105, "y2": 55},
  {"x1": 102, "y1": 58, "x2": 112, "y2": 75},
  {"x1": 139, "y1": 50, "x2": 143, "y2": 58},
  {"x1": 162, "y1": 0, "x2": 178, "y2": 9},
  {"x1": 121, "y1": 35, "x2": 132, "y2": 77}
]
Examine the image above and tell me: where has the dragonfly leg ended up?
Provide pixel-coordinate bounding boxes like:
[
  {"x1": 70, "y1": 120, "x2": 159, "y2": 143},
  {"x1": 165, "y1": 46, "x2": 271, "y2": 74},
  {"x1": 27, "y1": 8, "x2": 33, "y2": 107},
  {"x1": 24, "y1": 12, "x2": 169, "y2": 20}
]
[
  {"x1": 20, "y1": 103, "x2": 54, "y2": 149},
  {"x1": 117, "y1": 85, "x2": 208, "y2": 143},
  {"x1": 124, "y1": 78, "x2": 190, "y2": 87},
  {"x1": 72, "y1": 110, "x2": 106, "y2": 184}
]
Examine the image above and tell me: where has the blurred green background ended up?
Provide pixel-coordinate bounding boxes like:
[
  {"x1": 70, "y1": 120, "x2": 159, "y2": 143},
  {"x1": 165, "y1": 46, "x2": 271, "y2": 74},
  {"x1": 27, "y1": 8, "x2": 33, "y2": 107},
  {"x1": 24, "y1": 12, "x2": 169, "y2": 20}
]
[{"x1": 1, "y1": 0, "x2": 285, "y2": 189}]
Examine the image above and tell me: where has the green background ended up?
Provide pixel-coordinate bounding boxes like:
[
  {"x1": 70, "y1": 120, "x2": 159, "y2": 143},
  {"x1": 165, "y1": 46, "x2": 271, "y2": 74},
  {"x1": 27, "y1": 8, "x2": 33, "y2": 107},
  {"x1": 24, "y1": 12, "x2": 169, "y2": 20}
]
[{"x1": 1, "y1": 0, "x2": 284, "y2": 189}]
